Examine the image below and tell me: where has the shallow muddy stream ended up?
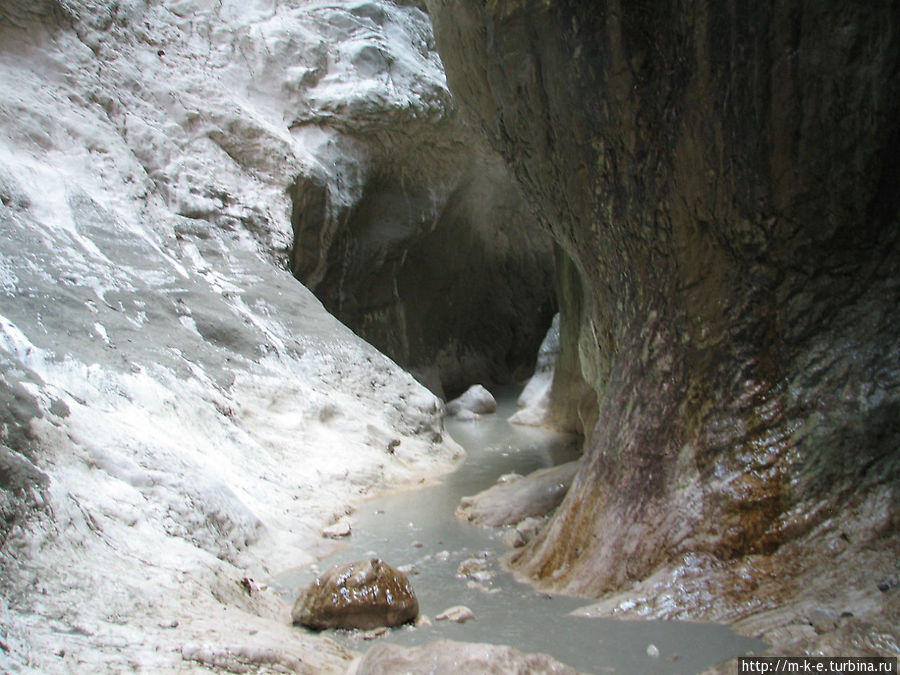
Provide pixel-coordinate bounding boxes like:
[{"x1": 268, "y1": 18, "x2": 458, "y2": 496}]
[{"x1": 272, "y1": 388, "x2": 766, "y2": 673}]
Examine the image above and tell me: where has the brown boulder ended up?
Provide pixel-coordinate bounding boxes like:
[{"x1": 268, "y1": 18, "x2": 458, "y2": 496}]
[{"x1": 291, "y1": 558, "x2": 418, "y2": 630}]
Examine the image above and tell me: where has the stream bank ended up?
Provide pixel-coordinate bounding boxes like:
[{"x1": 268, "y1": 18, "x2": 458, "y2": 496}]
[{"x1": 272, "y1": 388, "x2": 766, "y2": 674}]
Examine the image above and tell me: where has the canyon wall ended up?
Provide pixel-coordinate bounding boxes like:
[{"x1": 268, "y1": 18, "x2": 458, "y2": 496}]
[
  {"x1": 0, "y1": 2, "x2": 469, "y2": 670},
  {"x1": 284, "y1": 3, "x2": 556, "y2": 398},
  {"x1": 428, "y1": 0, "x2": 900, "y2": 642}
]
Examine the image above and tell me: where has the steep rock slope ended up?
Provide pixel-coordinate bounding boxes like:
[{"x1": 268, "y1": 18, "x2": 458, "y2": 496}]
[
  {"x1": 284, "y1": 3, "x2": 556, "y2": 399},
  {"x1": 0, "y1": 1, "x2": 463, "y2": 672},
  {"x1": 428, "y1": 0, "x2": 900, "y2": 652}
]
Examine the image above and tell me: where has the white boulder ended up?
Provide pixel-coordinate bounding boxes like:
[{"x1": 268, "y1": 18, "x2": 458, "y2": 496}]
[
  {"x1": 446, "y1": 385, "x2": 497, "y2": 417},
  {"x1": 435, "y1": 605, "x2": 476, "y2": 623}
]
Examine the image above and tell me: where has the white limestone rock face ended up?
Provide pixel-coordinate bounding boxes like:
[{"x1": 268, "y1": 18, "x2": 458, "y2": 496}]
[
  {"x1": 0, "y1": 2, "x2": 464, "y2": 672},
  {"x1": 283, "y1": 4, "x2": 556, "y2": 400},
  {"x1": 510, "y1": 313, "x2": 560, "y2": 427}
]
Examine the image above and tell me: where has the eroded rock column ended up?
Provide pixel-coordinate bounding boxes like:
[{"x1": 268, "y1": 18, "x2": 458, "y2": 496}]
[{"x1": 427, "y1": 0, "x2": 900, "y2": 613}]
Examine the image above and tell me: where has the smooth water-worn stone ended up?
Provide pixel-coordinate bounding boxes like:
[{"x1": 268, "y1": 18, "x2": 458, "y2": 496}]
[
  {"x1": 435, "y1": 605, "x2": 475, "y2": 623},
  {"x1": 453, "y1": 408, "x2": 481, "y2": 422},
  {"x1": 456, "y1": 557, "x2": 488, "y2": 578},
  {"x1": 446, "y1": 384, "x2": 497, "y2": 417},
  {"x1": 292, "y1": 558, "x2": 418, "y2": 630},
  {"x1": 322, "y1": 519, "x2": 352, "y2": 539},
  {"x1": 457, "y1": 461, "x2": 579, "y2": 527}
]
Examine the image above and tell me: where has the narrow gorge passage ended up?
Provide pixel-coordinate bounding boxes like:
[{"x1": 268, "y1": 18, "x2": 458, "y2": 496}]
[
  {"x1": 272, "y1": 389, "x2": 765, "y2": 674},
  {"x1": 0, "y1": 1, "x2": 896, "y2": 672}
]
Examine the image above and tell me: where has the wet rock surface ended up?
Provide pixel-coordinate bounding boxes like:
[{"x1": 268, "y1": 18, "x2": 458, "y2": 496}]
[
  {"x1": 428, "y1": 0, "x2": 900, "y2": 655},
  {"x1": 352, "y1": 639, "x2": 586, "y2": 675},
  {"x1": 292, "y1": 558, "x2": 419, "y2": 631},
  {"x1": 502, "y1": 517, "x2": 547, "y2": 549},
  {"x1": 457, "y1": 461, "x2": 579, "y2": 528}
]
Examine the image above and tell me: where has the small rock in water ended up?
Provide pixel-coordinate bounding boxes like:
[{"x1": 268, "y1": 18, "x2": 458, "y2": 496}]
[
  {"x1": 456, "y1": 557, "x2": 488, "y2": 577},
  {"x1": 361, "y1": 626, "x2": 389, "y2": 640},
  {"x1": 456, "y1": 461, "x2": 579, "y2": 527},
  {"x1": 456, "y1": 558, "x2": 494, "y2": 585},
  {"x1": 446, "y1": 385, "x2": 497, "y2": 416},
  {"x1": 291, "y1": 558, "x2": 418, "y2": 630},
  {"x1": 435, "y1": 605, "x2": 475, "y2": 623},
  {"x1": 467, "y1": 581, "x2": 500, "y2": 594},
  {"x1": 646, "y1": 644, "x2": 660, "y2": 658},
  {"x1": 322, "y1": 519, "x2": 352, "y2": 539},
  {"x1": 502, "y1": 528, "x2": 526, "y2": 548},
  {"x1": 415, "y1": 614, "x2": 432, "y2": 628},
  {"x1": 470, "y1": 571, "x2": 493, "y2": 583}
]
